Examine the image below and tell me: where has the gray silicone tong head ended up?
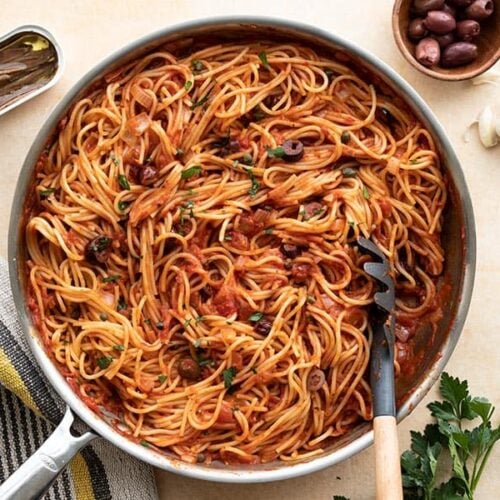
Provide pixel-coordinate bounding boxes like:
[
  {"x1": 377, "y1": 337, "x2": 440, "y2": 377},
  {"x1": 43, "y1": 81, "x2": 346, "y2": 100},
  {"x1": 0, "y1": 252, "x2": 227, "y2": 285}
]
[{"x1": 357, "y1": 237, "x2": 396, "y2": 418}]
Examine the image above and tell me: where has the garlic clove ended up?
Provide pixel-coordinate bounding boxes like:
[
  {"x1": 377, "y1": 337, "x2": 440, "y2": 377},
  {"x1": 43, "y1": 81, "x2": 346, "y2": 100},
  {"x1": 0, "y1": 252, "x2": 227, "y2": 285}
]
[{"x1": 477, "y1": 105, "x2": 498, "y2": 148}]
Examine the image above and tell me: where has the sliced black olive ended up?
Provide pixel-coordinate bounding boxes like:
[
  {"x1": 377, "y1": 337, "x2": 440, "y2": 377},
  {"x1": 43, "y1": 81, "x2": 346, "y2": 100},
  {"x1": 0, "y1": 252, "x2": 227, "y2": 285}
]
[
  {"x1": 254, "y1": 317, "x2": 273, "y2": 335},
  {"x1": 282, "y1": 139, "x2": 304, "y2": 162},
  {"x1": 280, "y1": 243, "x2": 302, "y2": 259},
  {"x1": 85, "y1": 236, "x2": 112, "y2": 264}
]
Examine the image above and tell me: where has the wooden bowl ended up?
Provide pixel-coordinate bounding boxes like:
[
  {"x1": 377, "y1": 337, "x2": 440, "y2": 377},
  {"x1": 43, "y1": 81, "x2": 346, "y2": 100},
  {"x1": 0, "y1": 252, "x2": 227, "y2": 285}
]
[{"x1": 393, "y1": 0, "x2": 500, "y2": 81}]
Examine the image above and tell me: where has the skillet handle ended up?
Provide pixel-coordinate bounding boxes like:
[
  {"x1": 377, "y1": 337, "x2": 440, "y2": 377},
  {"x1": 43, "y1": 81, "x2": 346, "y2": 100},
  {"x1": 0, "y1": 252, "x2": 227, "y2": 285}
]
[{"x1": 0, "y1": 406, "x2": 98, "y2": 500}]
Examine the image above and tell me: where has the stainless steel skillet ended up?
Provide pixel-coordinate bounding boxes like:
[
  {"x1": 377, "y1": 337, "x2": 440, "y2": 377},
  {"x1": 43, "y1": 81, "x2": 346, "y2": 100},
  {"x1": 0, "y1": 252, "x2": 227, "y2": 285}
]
[{"x1": 2, "y1": 16, "x2": 475, "y2": 498}]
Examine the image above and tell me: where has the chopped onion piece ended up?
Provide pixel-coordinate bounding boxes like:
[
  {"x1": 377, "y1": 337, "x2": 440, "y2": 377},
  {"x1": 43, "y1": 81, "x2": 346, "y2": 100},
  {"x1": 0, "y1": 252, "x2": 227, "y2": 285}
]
[
  {"x1": 101, "y1": 292, "x2": 115, "y2": 307},
  {"x1": 126, "y1": 112, "x2": 150, "y2": 137},
  {"x1": 131, "y1": 84, "x2": 154, "y2": 110}
]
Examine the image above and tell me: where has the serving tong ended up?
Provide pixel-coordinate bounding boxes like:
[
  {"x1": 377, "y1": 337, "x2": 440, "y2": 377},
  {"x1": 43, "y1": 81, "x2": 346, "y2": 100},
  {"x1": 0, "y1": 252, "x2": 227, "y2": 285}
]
[{"x1": 358, "y1": 237, "x2": 403, "y2": 500}]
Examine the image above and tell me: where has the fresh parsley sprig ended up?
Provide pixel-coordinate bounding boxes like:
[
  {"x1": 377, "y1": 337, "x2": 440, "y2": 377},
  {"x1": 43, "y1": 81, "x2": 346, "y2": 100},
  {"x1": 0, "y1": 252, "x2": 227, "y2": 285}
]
[{"x1": 401, "y1": 372, "x2": 500, "y2": 500}]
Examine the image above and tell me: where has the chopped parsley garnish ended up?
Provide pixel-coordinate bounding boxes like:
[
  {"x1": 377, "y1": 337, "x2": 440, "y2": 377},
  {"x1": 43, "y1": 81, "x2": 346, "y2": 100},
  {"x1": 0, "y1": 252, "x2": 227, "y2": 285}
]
[
  {"x1": 223, "y1": 367, "x2": 238, "y2": 389},
  {"x1": 117, "y1": 297, "x2": 127, "y2": 311},
  {"x1": 307, "y1": 295, "x2": 316, "y2": 304},
  {"x1": 242, "y1": 153, "x2": 253, "y2": 166},
  {"x1": 362, "y1": 186, "x2": 370, "y2": 199},
  {"x1": 40, "y1": 188, "x2": 56, "y2": 199},
  {"x1": 410, "y1": 159, "x2": 419, "y2": 165},
  {"x1": 99, "y1": 313, "x2": 108, "y2": 321},
  {"x1": 97, "y1": 356, "x2": 113, "y2": 369},
  {"x1": 341, "y1": 131, "x2": 350, "y2": 144},
  {"x1": 313, "y1": 207, "x2": 325, "y2": 216},
  {"x1": 113, "y1": 344, "x2": 125, "y2": 351},
  {"x1": 118, "y1": 174, "x2": 130, "y2": 190},
  {"x1": 342, "y1": 167, "x2": 357, "y2": 178},
  {"x1": 191, "y1": 92, "x2": 211, "y2": 110},
  {"x1": 267, "y1": 146, "x2": 285, "y2": 158},
  {"x1": 264, "y1": 227, "x2": 274, "y2": 235},
  {"x1": 348, "y1": 220, "x2": 356, "y2": 228},
  {"x1": 158, "y1": 374, "x2": 167, "y2": 383},
  {"x1": 102, "y1": 275, "x2": 120, "y2": 283},
  {"x1": 191, "y1": 59, "x2": 205, "y2": 72},
  {"x1": 181, "y1": 165, "x2": 202, "y2": 179},
  {"x1": 185, "y1": 200, "x2": 195, "y2": 218},
  {"x1": 258, "y1": 51, "x2": 270, "y2": 69},
  {"x1": 248, "y1": 312, "x2": 264, "y2": 322},
  {"x1": 184, "y1": 318, "x2": 192, "y2": 328},
  {"x1": 325, "y1": 69, "x2": 335, "y2": 81},
  {"x1": 156, "y1": 321, "x2": 164, "y2": 330},
  {"x1": 195, "y1": 316, "x2": 204, "y2": 325},
  {"x1": 117, "y1": 200, "x2": 129, "y2": 212},
  {"x1": 199, "y1": 358, "x2": 215, "y2": 367},
  {"x1": 184, "y1": 80, "x2": 193, "y2": 91},
  {"x1": 140, "y1": 440, "x2": 150, "y2": 447},
  {"x1": 245, "y1": 168, "x2": 260, "y2": 198},
  {"x1": 110, "y1": 153, "x2": 120, "y2": 166},
  {"x1": 252, "y1": 105, "x2": 266, "y2": 121}
]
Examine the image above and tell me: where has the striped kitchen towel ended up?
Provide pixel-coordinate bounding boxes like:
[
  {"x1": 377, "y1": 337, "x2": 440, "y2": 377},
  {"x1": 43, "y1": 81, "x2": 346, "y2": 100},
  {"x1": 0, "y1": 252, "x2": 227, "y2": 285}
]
[{"x1": 0, "y1": 258, "x2": 158, "y2": 500}]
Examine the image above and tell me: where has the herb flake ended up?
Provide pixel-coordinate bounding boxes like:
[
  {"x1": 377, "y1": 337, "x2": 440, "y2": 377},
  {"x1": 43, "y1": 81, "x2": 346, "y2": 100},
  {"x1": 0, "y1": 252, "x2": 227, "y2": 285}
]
[
  {"x1": 248, "y1": 312, "x2": 264, "y2": 322},
  {"x1": 181, "y1": 166, "x2": 202, "y2": 180},
  {"x1": 113, "y1": 344, "x2": 125, "y2": 351},
  {"x1": 97, "y1": 356, "x2": 113, "y2": 369},
  {"x1": 40, "y1": 188, "x2": 56, "y2": 199},
  {"x1": 258, "y1": 51, "x2": 270, "y2": 69},
  {"x1": 223, "y1": 367, "x2": 238, "y2": 389},
  {"x1": 102, "y1": 275, "x2": 120, "y2": 283},
  {"x1": 118, "y1": 174, "x2": 130, "y2": 190},
  {"x1": 267, "y1": 146, "x2": 285, "y2": 158},
  {"x1": 184, "y1": 80, "x2": 193, "y2": 91}
]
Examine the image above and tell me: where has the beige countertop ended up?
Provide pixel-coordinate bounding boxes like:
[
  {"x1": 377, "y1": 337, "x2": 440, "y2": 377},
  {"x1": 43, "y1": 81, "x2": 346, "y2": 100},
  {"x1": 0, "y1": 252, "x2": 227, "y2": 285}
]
[{"x1": 1, "y1": 1, "x2": 499, "y2": 499}]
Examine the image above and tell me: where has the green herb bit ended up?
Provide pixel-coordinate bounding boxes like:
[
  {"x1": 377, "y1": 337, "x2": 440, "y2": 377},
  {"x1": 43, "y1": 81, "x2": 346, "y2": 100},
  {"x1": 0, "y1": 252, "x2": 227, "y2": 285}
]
[
  {"x1": 195, "y1": 316, "x2": 204, "y2": 325},
  {"x1": 252, "y1": 105, "x2": 266, "y2": 121},
  {"x1": 113, "y1": 344, "x2": 125, "y2": 352},
  {"x1": 40, "y1": 188, "x2": 56, "y2": 199},
  {"x1": 102, "y1": 274, "x2": 120, "y2": 283},
  {"x1": 223, "y1": 367, "x2": 238, "y2": 389},
  {"x1": 97, "y1": 356, "x2": 113, "y2": 369},
  {"x1": 140, "y1": 440, "x2": 150, "y2": 447},
  {"x1": 258, "y1": 51, "x2": 270, "y2": 69},
  {"x1": 348, "y1": 221, "x2": 356, "y2": 228},
  {"x1": 181, "y1": 165, "x2": 202, "y2": 179},
  {"x1": 263, "y1": 227, "x2": 273, "y2": 235},
  {"x1": 248, "y1": 312, "x2": 264, "y2": 322},
  {"x1": 306, "y1": 295, "x2": 316, "y2": 304},
  {"x1": 99, "y1": 313, "x2": 108, "y2": 321},
  {"x1": 313, "y1": 207, "x2": 325, "y2": 216},
  {"x1": 340, "y1": 131, "x2": 350, "y2": 144},
  {"x1": 191, "y1": 92, "x2": 210, "y2": 110},
  {"x1": 199, "y1": 358, "x2": 215, "y2": 367},
  {"x1": 245, "y1": 168, "x2": 260, "y2": 198},
  {"x1": 242, "y1": 153, "x2": 253, "y2": 166},
  {"x1": 362, "y1": 186, "x2": 370, "y2": 199},
  {"x1": 191, "y1": 59, "x2": 205, "y2": 72},
  {"x1": 110, "y1": 153, "x2": 120, "y2": 166},
  {"x1": 158, "y1": 374, "x2": 167, "y2": 383},
  {"x1": 117, "y1": 200, "x2": 129, "y2": 212},
  {"x1": 325, "y1": 69, "x2": 335, "y2": 81},
  {"x1": 184, "y1": 80, "x2": 193, "y2": 91},
  {"x1": 118, "y1": 174, "x2": 130, "y2": 190},
  {"x1": 117, "y1": 297, "x2": 127, "y2": 311},
  {"x1": 144, "y1": 319, "x2": 152, "y2": 326},
  {"x1": 342, "y1": 167, "x2": 357, "y2": 178},
  {"x1": 266, "y1": 146, "x2": 285, "y2": 158},
  {"x1": 184, "y1": 318, "x2": 192, "y2": 328},
  {"x1": 410, "y1": 159, "x2": 419, "y2": 165}
]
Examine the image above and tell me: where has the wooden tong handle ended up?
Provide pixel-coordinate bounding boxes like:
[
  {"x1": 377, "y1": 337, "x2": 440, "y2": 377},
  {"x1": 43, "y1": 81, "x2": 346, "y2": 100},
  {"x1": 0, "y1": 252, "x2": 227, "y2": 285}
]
[{"x1": 374, "y1": 415, "x2": 403, "y2": 500}]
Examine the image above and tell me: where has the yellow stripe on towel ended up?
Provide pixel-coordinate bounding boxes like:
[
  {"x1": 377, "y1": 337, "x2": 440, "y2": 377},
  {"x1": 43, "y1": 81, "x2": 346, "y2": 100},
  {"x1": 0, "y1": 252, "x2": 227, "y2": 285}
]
[
  {"x1": 69, "y1": 453, "x2": 96, "y2": 500},
  {"x1": 0, "y1": 348, "x2": 39, "y2": 414}
]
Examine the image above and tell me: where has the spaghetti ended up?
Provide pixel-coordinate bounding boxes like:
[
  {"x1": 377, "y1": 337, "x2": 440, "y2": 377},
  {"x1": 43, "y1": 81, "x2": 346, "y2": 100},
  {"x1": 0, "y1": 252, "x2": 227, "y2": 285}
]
[{"x1": 25, "y1": 41, "x2": 446, "y2": 465}]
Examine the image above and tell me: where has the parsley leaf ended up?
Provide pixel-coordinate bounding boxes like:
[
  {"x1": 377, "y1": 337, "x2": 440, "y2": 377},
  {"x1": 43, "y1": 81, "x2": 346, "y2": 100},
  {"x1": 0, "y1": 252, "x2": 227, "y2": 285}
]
[
  {"x1": 342, "y1": 167, "x2": 357, "y2": 178},
  {"x1": 267, "y1": 146, "x2": 285, "y2": 158},
  {"x1": 191, "y1": 92, "x2": 211, "y2": 110},
  {"x1": 191, "y1": 59, "x2": 205, "y2": 72},
  {"x1": 362, "y1": 186, "x2": 370, "y2": 199},
  {"x1": 340, "y1": 131, "x2": 350, "y2": 144},
  {"x1": 181, "y1": 166, "x2": 202, "y2": 180},
  {"x1": 102, "y1": 274, "x2": 120, "y2": 283},
  {"x1": 40, "y1": 188, "x2": 56, "y2": 199},
  {"x1": 118, "y1": 174, "x2": 130, "y2": 190},
  {"x1": 245, "y1": 168, "x2": 260, "y2": 198},
  {"x1": 113, "y1": 344, "x2": 124, "y2": 351},
  {"x1": 97, "y1": 356, "x2": 113, "y2": 369},
  {"x1": 258, "y1": 51, "x2": 270, "y2": 69},
  {"x1": 184, "y1": 80, "x2": 193, "y2": 91},
  {"x1": 117, "y1": 200, "x2": 129, "y2": 212},
  {"x1": 248, "y1": 312, "x2": 264, "y2": 322},
  {"x1": 158, "y1": 374, "x2": 167, "y2": 383},
  {"x1": 223, "y1": 367, "x2": 237, "y2": 389}
]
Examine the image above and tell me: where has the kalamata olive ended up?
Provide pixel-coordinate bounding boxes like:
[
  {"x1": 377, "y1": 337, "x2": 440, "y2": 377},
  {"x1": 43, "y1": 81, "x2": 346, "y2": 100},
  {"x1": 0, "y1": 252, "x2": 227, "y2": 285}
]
[
  {"x1": 441, "y1": 3, "x2": 457, "y2": 16},
  {"x1": 456, "y1": 20, "x2": 481, "y2": 41},
  {"x1": 424, "y1": 10, "x2": 457, "y2": 34},
  {"x1": 139, "y1": 165, "x2": 159, "y2": 185},
  {"x1": 415, "y1": 37, "x2": 441, "y2": 66},
  {"x1": 464, "y1": 0, "x2": 494, "y2": 20},
  {"x1": 280, "y1": 243, "x2": 302, "y2": 258},
  {"x1": 254, "y1": 317, "x2": 273, "y2": 335},
  {"x1": 282, "y1": 139, "x2": 304, "y2": 162},
  {"x1": 441, "y1": 41, "x2": 478, "y2": 66},
  {"x1": 408, "y1": 18, "x2": 428, "y2": 40},
  {"x1": 229, "y1": 139, "x2": 240, "y2": 152},
  {"x1": 178, "y1": 358, "x2": 200, "y2": 380},
  {"x1": 85, "y1": 236, "x2": 112, "y2": 264},
  {"x1": 307, "y1": 368, "x2": 326, "y2": 391},
  {"x1": 449, "y1": 0, "x2": 473, "y2": 6},
  {"x1": 412, "y1": 0, "x2": 445, "y2": 15},
  {"x1": 433, "y1": 32, "x2": 455, "y2": 48}
]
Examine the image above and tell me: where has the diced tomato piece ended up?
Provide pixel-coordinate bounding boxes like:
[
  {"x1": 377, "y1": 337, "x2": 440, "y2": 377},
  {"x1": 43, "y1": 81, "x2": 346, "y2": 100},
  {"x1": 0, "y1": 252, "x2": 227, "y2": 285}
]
[
  {"x1": 217, "y1": 401, "x2": 235, "y2": 423},
  {"x1": 213, "y1": 286, "x2": 238, "y2": 317},
  {"x1": 229, "y1": 231, "x2": 249, "y2": 251}
]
